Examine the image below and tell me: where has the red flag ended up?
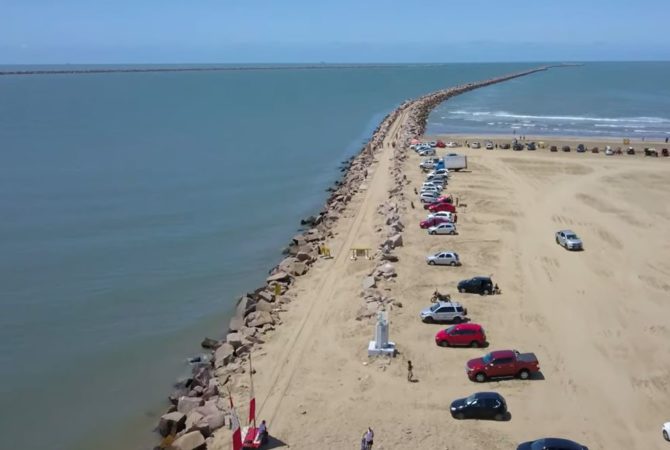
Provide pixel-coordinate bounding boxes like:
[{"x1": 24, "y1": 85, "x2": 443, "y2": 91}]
[
  {"x1": 248, "y1": 355, "x2": 256, "y2": 427},
  {"x1": 229, "y1": 394, "x2": 243, "y2": 450}
]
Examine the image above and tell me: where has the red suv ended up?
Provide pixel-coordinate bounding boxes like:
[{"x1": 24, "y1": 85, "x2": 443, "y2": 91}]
[{"x1": 435, "y1": 323, "x2": 486, "y2": 348}]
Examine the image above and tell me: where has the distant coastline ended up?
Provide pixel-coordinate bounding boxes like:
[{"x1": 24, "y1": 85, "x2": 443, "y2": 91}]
[{"x1": 0, "y1": 62, "x2": 582, "y2": 77}]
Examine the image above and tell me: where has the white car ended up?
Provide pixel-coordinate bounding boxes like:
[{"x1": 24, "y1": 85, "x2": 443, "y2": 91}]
[
  {"x1": 605, "y1": 146, "x2": 614, "y2": 156},
  {"x1": 422, "y1": 182, "x2": 442, "y2": 191},
  {"x1": 428, "y1": 222, "x2": 457, "y2": 235},
  {"x1": 426, "y1": 251, "x2": 461, "y2": 266},
  {"x1": 420, "y1": 301, "x2": 468, "y2": 323},
  {"x1": 555, "y1": 229, "x2": 583, "y2": 251},
  {"x1": 663, "y1": 422, "x2": 670, "y2": 441},
  {"x1": 446, "y1": 141, "x2": 459, "y2": 148},
  {"x1": 470, "y1": 142, "x2": 481, "y2": 149},
  {"x1": 420, "y1": 158, "x2": 438, "y2": 170},
  {"x1": 418, "y1": 148, "x2": 436, "y2": 156},
  {"x1": 421, "y1": 185, "x2": 440, "y2": 192},
  {"x1": 425, "y1": 175, "x2": 446, "y2": 185},
  {"x1": 428, "y1": 211, "x2": 455, "y2": 221},
  {"x1": 428, "y1": 168, "x2": 449, "y2": 177},
  {"x1": 485, "y1": 141, "x2": 494, "y2": 150},
  {"x1": 420, "y1": 192, "x2": 439, "y2": 203}
]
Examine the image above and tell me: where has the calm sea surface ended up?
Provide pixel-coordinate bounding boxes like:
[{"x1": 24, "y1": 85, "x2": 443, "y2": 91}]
[{"x1": 1, "y1": 62, "x2": 667, "y2": 450}]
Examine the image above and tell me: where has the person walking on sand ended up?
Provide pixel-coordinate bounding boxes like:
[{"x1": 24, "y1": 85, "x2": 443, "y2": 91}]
[
  {"x1": 407, "y1": 360, "x2": 414, "y2": 382},
  {"x1": 364, "y1": 427, "x2": 374, "y2": 450}
]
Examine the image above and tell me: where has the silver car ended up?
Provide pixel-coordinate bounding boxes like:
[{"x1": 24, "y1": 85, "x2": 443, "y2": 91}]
[
  {"x1": 428, "y1": 222, "x2": 457, "y2": 235},
  {"x1": 555, "y1": 229, "x2": 583, "y2": 250},
  {"x1": 426, "y1": 251, "x2": 461, "y2": 266}
]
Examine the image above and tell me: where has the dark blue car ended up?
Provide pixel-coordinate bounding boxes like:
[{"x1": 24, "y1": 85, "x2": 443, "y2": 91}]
[{"x1": 517, "y1": 437, "x2": 588, "y2": 450}]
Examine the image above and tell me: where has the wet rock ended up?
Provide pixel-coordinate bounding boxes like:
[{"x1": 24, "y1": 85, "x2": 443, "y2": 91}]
[
  {"x1": 158, "y1": 411, "x2": 186, "y2": 437},
  {"x1": 171, "y1": 430, "x2": 206, "y2": 450},
  {"x1": 200, "y1": 338, "x2": 220, "y2": 350}
]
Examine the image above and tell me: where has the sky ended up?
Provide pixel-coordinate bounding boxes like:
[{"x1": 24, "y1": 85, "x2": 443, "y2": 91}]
[{"x1": 2, "y1": 0, "x2": 669, "y2": 64}]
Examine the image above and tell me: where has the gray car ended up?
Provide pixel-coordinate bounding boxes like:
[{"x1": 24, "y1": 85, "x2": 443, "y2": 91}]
[
  {"x1": 555, "y1": 229, "x2": 583, "y2": 250},
  {"x1": 420, "y1": 301, "x2": 468, "y2": 323}
]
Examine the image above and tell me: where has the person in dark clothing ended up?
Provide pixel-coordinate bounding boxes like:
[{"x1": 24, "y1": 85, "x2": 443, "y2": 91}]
[{"x1": 407, "y1": 360, "x2": 414, "y2": 381}]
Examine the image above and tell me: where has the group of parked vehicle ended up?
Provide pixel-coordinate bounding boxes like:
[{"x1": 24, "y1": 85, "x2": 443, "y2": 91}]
[{"x1": 413, "y1": 142, "x2": 591, "y2": 449}]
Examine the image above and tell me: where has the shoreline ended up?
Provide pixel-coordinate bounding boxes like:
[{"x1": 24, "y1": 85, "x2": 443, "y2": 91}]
[{"x1": 151, "y1": 64, "x2": 572, "y2": 449}]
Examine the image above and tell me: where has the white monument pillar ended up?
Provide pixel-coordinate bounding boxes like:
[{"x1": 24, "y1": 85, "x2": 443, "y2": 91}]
[{"x1": 368, "y1": 310, "x2": 396, "y2": 357}]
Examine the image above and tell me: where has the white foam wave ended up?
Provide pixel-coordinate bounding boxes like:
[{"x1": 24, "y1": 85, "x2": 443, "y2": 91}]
[{"x1": 447, "y1": 110, "x2": 670, "y2": 125}]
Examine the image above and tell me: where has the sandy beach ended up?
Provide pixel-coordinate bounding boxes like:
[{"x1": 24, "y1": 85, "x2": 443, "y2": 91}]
[{"x1": 200, "y1": 115, "x2": 670, "y2": 450}]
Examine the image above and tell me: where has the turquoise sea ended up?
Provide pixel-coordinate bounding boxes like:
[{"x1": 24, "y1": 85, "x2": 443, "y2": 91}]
[{"x1": 1, "y1": 62, "x2": 668, "y2": 450}]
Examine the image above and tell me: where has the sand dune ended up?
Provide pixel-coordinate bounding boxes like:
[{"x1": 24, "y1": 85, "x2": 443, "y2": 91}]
[{"x1": 211, "y1": 129, "x2": 670, "y2": 449}]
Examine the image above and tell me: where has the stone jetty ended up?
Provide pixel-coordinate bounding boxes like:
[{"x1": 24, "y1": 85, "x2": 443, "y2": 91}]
[{"x1": 151, "y1": 64, "x2": 569, "y2": 449}]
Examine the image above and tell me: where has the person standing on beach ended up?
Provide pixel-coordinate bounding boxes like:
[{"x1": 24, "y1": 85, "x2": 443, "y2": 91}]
[
  {"x1": 407, "y1": 360, "x2": 414, "y2": 382},
  {"x1": 364, "y1": 427, "x2": 374, "y2": 449}
]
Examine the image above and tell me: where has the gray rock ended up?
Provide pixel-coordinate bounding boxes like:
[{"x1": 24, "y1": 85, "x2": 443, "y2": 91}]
[
  {"x1": 225, "y1": 332, "x2": 243, "y2": 349},
  {"x1": 256, "y1": 290, "x2": 274, "y2": 303},
  {"x1": 377, "y1": 263, "x2": 397, "y2": 276},
  {"x1": 389, "y1": 233, "x2": 403, "y2": 248},
  {"x1": 255, "y1": 299, "x2": 274, "y2": 313},
  {"x1": 381, "y1": 253, "x2": 399, "y2": 262},
  {"x1": 214, "y1": 343, "x2": 235, "y2": 368},
  {"x1": 177, "y1": 396, "x2": 204, "y2": 415},
  {"x1": 158, "y1": 411, "x2": 186, "y2": 437},
  {"x1": 245, "y1": 311, "x2": 275, "y2": 328},
  {"x1": 362, "y1": 276, "x2": 376, "y2": 289},
  {"x1": 295, "y1": 252, "x2": 313, "y2": 263},
  {"x1": 266, "y1": 271, "x2": 290, "y2": 283},
  {"x1": 227, "y1": 315, "x2": 243, "y2": 333},
  {"x1": 171, "y1": 430, "x2": 206, "y2": 450},
  {"x1": 236, "y1": 343, "x2": 252, "y2": 357},
  {"x1": 204, "y1": 411, "x2": 225, "y2": 431}
]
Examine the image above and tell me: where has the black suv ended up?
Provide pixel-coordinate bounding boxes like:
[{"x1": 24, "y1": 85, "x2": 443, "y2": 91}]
[
  {"x1": 450, "y1": 392, "x2": 508, "y2": 421},
  {"x1": 457, "y1": 276, "x2": 493, "y2": 295}
]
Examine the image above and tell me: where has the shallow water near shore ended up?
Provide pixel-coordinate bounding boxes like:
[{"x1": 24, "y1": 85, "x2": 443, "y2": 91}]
[
  {"x1": 427, "y1": 62, "x2": 670, "y2": 139},
  {"x1": 1, "y1": 62, "x2": 668, "y2": 450}
]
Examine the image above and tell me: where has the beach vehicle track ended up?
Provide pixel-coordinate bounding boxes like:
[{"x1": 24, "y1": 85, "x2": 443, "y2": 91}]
[{"x1": 257, "y1": 111, "x2": 408, "y2": 429}]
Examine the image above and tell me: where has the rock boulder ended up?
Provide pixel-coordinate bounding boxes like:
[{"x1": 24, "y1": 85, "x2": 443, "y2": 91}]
[
  {"x1": 170, "y1": 430, "x2": 206, "y2": 450},
  {"x1": 158, "y1": 411, "x2": 186, "y2": 437}
]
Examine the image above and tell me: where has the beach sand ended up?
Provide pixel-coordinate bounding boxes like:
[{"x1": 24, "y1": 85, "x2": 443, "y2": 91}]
[{"x1": 210, "y1": 126, "x2": 670, "y2": 449}]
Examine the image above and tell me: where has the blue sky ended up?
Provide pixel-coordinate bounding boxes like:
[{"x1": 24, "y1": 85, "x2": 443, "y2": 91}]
[{"x1": 2, "y1": 0, "x2": 669, "y2": 64}]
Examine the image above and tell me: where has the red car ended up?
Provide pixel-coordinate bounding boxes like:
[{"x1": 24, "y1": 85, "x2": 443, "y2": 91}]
[
  {"x1": 428, "y1": 202, "x2": 456, "y2": 213},
  {"x1": 435, "y1": 323, "x2": 486, "y2": 348},
  {"x1": 423, "y1": 195, "x2": 453, "y2": 210},
  {"x1": 436, "y1": 140, "x2": 446, "y2": 148},
  {"x1": 420, "y1": 216, "x2": 452, "y2": 229},
  {"x1": 466, "y1": 349, "x2": 540, "y2": 382}
]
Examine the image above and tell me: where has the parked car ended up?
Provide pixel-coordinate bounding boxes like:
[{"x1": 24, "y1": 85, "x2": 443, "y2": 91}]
[
  {"x1": 428, "y1": 222, "x2": 457, "y2": 235},
  {"x1": 550, "y1": 145, "x2": 558, "y2": 152},
  {"x1": 500, "y1": 143, "x2": 511, "y2": 149},
  {"x1": 420, "y1": 185, "x2": 441, "y2": 194},
  {"x1": 485, "y1": 141, "x2": 494, "y2": 150},
  {"x1": 562, "y1": 145, "x2": 571, "y2": 152},
  {"x1": 457, "y1": 276, "x2": 494, "y2": 295},
  {"x1": 420, "y1": 301, "x2": 467, "y2": 323},
  {"x1": 435, "y1": 323, "x2": 486, "y2": 347},
  {"x1": 627, "y1": 147, "x2": 635, "y2": 155},
  {"x1": 605, "y1": 146, "x2": 614, "y2": 156},
  {"x1": 419, "y1": 158, "x2": 440, "y2": 170},
  {"x1": 470, "y1": 142, "x2": 481, "y2": 149},
  {"x1": 436, "y1": 140, "x2": 446, "y2": 148},
  {"x1": 450, "y1": 392, "x2": 507, "y2": 421},
  {"x1": 517, "y1": 438, "x2": 588, "y2": 450},
  {"x1": 425, "y1": 174, "x2": 446, "y2": 185},
  {"x1": 555, "y1": 229, "x2": 583, "y2": 251},
  {"x1": 426, "y1": 251, "x2": 461, "y2": 266},
  {"x1": 420, "y1": 216, "x2": 452, "y2": 229},
  {"x1": 428, "y1": 211, "x2": 456, "y2": 220},
  {"x1": 430, "y1": 168, "x2": 449, "y2": 177},
  {"x1": 418, "y1": 148, "x2": 436, "y2": 156},
  {"x1": 526, "y1": 142, "x2": 536, "y2": 150},
  {"x1": 663, "y1": 422, "x2": 670, "y2": 441},
  {"x1": 466, "y1": 349, "x2": 540, "y2": 382},
  {"x1": 422, "y1": 181, "x2": 443, "y2": 191},
  {"x1": 513, "y1": 143, "x2": 524, "y2": 151},
  {"x1": 576, "y1": 144, "x2": 586, "y2": 153},
  {"x1": 428, "y1": 202, "x2": 457, "y2": 214},
  {"x1": 446, "y1": 141, "x2": 459, "y2": 148},
  {"x1": 420, "y1": 192, "x2": 439, "y2": 203}
]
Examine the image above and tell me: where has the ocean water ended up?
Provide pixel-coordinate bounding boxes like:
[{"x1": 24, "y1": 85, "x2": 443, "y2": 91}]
[
  {"x1": 427, "y1": 62, "x2": 670, "y2": 139},
  {"x1": 0, "y1": 63, "x2": 535, "y2": 450},
  {"x1": 2, "y1": 62, "x2": 668, "y2": 450}
]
